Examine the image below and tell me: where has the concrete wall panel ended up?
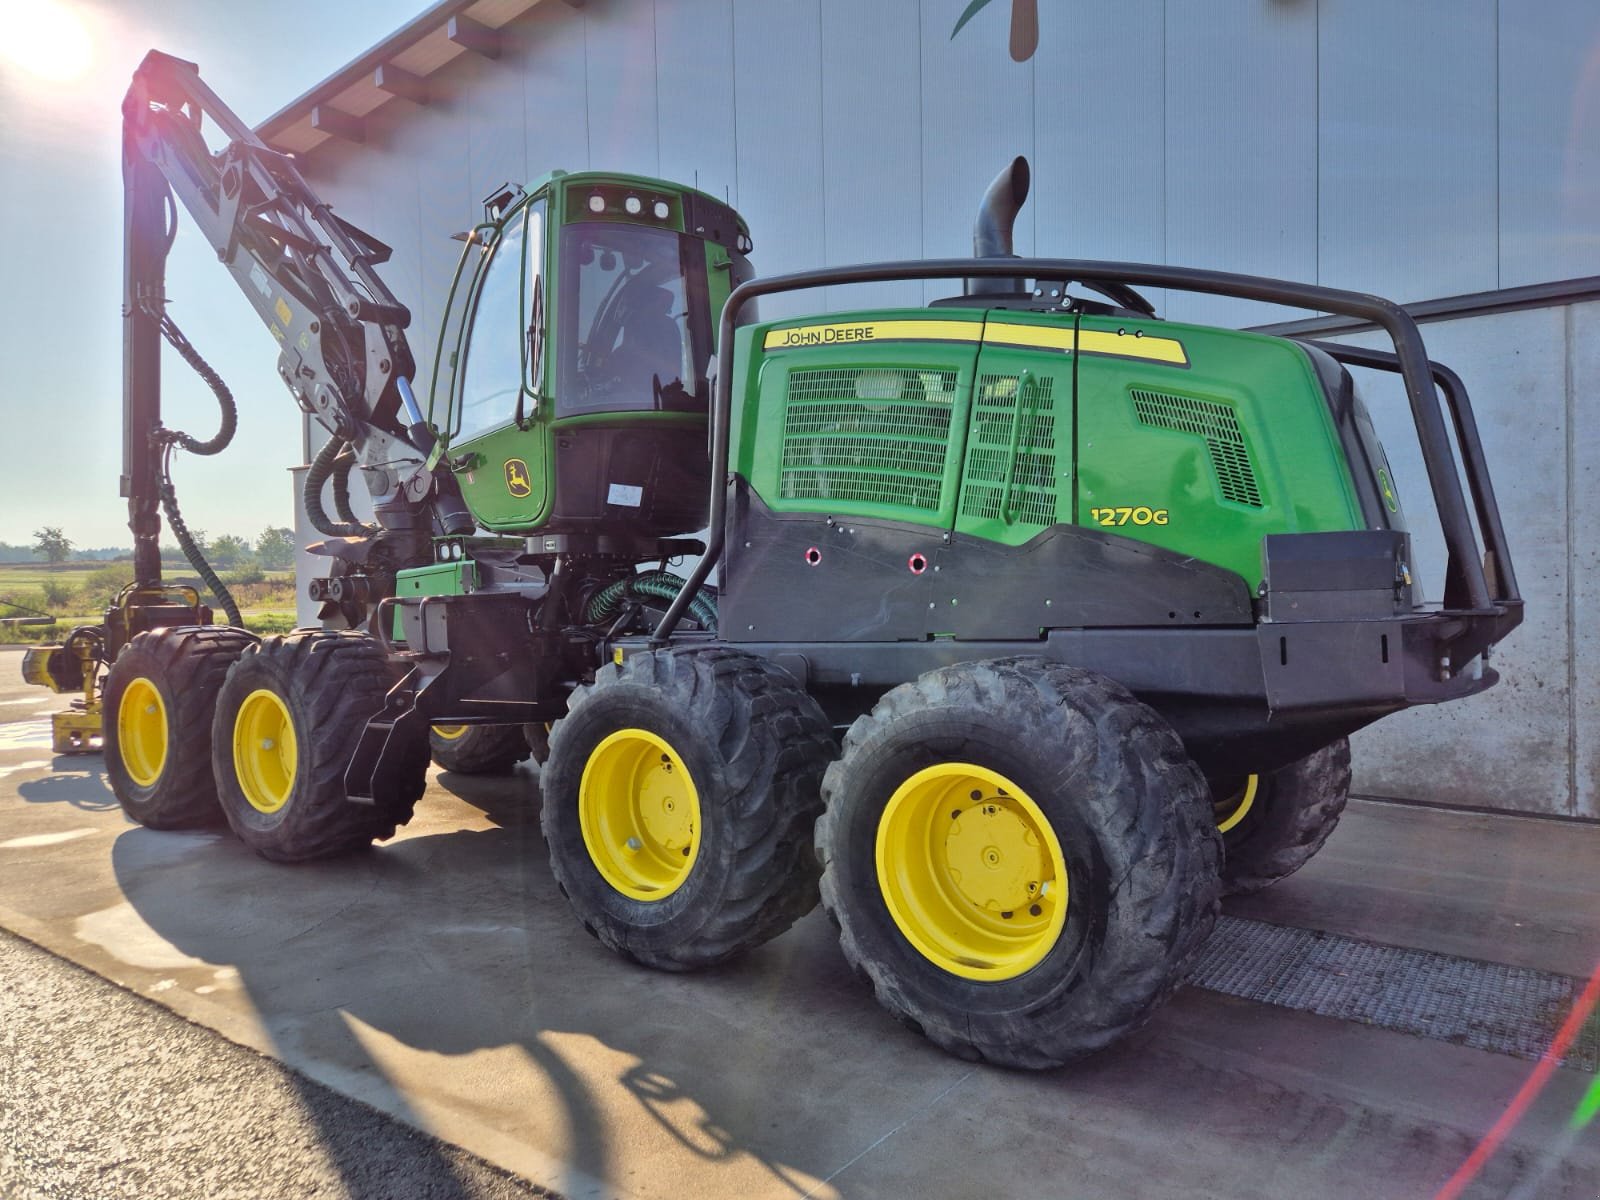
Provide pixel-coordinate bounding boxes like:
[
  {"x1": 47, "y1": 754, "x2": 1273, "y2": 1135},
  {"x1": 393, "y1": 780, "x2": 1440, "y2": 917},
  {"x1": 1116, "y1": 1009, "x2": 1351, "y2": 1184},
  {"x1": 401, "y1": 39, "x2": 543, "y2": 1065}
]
[
  {"x1": 730, "y1": 0, "x2": 823, "y2": 318},
  {"x1": 1319, "y1": 0, "x2": 1498, "y2": 302},
  {"x1": 582, "y1": 0, "x2": 659, "y2": 174},
  {"x1": 1568, "y1": 301, "x2": 1600, "y2": 817},
  {"x1": 464, "y1": 27, "x2": 530, "y2": 206},
  {"x1": 917, "y1": 0, "x2": 1034, "y2": 302},
  {"x1": 1032, "y1": 0, "x2": 1165, "y2": 311},
  {"x1": 655, "y1": 0, "x2": 738, "y2": 209},
  {"x1": 1346, "y1": 307, "x2": 1571, "y2": 813},
  {"x1": 1163, "y1": 1, "x2": 1317, "y2": 328},
  {"x1": 818, "y1": 0, "x2": 922, "y2": 313},
  {"x1": 521, "y1": 2, "x2": 592, "y2": 175},
  {"x1": 1499, "y1": 3, "x2": 1600, "y2": 287}
]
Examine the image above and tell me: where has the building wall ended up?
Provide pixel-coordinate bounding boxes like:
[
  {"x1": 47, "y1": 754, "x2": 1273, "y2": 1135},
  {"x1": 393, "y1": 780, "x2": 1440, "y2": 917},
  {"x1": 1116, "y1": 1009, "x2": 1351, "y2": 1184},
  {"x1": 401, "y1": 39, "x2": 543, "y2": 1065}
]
[{"x1": 294, "y1": 0, "x2": 1600, "y2": 815}]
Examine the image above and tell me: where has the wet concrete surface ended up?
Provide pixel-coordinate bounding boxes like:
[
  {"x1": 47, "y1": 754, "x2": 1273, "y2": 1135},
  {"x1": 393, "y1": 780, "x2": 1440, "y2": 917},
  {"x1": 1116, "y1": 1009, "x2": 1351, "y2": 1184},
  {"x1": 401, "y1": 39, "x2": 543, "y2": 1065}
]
[{"x1": 1, "y1": 646, "x2": 1598, "y2": 1199}]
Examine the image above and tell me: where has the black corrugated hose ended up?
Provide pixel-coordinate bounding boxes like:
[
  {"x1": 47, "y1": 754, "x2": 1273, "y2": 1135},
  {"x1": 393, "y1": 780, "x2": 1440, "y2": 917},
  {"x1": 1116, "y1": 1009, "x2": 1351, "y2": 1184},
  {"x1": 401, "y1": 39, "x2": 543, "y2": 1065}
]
[{"x1": 148, "y1": 308, "x2": 243, "y2": 627}]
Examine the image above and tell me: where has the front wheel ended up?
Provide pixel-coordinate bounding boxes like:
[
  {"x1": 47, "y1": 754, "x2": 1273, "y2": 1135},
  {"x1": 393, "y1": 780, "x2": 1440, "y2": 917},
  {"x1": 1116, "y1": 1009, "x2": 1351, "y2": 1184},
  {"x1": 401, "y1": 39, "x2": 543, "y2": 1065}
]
[
  {"x1": 816, "y1": 659, "x2": 1221, "y2": 1069},
  {"x1": 211, "y1": 630, "x2": 428, "y2": 862},
  {"x1": 541, "y1": 648, "x2": 836, "y2": 970}
]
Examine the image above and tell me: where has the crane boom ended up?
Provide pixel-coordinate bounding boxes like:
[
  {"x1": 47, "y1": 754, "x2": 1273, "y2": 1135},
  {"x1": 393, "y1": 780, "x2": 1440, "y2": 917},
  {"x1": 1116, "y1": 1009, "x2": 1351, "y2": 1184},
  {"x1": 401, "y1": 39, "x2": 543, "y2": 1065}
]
[{"x1": 120, "y1": 50, "x2": 469, "y2": 594}]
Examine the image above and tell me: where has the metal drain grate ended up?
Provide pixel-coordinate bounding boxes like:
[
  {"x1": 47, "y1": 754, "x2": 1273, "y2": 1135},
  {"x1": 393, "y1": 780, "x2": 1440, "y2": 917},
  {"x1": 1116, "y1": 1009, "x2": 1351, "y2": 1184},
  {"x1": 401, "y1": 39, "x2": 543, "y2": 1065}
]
[{"x1": 1190, "y1": 916, "x2": 1600, "y2": 1072}]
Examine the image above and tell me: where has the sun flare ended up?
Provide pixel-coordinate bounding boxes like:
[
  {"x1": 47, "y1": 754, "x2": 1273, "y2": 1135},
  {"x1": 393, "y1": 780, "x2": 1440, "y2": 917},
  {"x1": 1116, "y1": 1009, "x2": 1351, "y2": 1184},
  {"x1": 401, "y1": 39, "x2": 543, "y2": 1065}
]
[{"x1": 0, "y1": 0, "x2": 92, "y2": 82}]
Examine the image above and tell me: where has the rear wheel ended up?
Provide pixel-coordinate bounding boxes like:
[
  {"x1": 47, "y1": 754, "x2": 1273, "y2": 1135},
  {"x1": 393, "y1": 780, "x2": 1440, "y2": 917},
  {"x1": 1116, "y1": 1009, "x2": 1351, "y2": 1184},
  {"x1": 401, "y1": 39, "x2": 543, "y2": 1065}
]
[
  {"x1": 1214, "y1": 739, "x2": 1351, "y2": 896},
  {"x1": 816, "y1": 658, "x2": 1221, "y2": 1069},
  {"x1": 102, "y1": 626, "x2": 257, "y2": 829},
  {"x1": 429, "y1": 723, "x2": 532, "y2": 775},
  {"x1": 541, "y1": 647, "x2": 835, "y2": 970},
  {"x1": 212, "y1": 630, "x2": 428, "y2": 862}
]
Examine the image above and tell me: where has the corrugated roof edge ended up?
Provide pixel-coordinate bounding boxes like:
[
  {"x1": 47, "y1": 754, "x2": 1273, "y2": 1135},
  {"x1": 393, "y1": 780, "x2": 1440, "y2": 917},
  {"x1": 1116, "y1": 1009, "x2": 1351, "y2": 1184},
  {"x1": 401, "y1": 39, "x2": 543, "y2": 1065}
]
[{"x1": 253, "y1": 0, "x2": 479, "y2": 141}]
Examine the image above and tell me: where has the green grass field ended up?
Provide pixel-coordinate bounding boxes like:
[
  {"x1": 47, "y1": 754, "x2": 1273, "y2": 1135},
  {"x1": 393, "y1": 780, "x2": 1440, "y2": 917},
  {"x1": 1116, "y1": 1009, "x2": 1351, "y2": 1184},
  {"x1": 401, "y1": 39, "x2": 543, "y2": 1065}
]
[{"x1": 0, "y1": 561, "x2": 299, "y2": 645}]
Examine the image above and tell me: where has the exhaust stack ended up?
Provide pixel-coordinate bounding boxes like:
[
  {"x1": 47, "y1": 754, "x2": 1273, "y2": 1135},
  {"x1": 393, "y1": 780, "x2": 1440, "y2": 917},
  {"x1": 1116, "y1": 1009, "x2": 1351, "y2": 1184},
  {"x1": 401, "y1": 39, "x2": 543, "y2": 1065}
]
[{"x1": 968, "y1": 155, "x2": 1031, "y2": 296}]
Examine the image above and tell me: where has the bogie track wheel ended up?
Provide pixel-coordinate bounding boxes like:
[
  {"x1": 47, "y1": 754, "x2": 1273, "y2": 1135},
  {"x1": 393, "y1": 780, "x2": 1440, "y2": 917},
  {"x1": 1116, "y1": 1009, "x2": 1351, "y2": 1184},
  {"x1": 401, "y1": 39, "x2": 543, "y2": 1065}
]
[
  {"x1": 211, "y1": 630, "x2": 428, "y2": 862},
  {"x1": 1213, "y1": 738, "x2": 1351, "y2": 896},
  {"x1": 429, "y1": 723, "x2": 533, "y2": 775},
  {"x1": 103, "y1": 626, "x2": 258, "y2": 829},
  {"x1": 816, "y1": 658, "x2": 1221, "y2": 1069},
  {"x1": 541, "y1": 648, "x2": 836, "y2": 970}
]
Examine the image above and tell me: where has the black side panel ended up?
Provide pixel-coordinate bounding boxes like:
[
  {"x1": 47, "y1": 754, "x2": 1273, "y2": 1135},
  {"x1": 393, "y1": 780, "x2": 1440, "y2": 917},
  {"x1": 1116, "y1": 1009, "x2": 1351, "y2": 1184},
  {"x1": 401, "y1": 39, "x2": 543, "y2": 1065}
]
[
  {"x1": 546, "y1": 421, "x2": 710, "y2": 536},
  {"x1": 720, "y1": 484, "x2": 1254, "y2": 642},
  {"x1": 719, "y1": 485, "x2": 941, "y2": 641}
]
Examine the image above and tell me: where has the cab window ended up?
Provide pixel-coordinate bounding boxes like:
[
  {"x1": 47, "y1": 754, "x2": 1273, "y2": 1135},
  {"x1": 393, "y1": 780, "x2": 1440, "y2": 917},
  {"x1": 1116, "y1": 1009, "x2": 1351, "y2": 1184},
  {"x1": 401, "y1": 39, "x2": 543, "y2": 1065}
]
[
  {"x1": 455, "y1": 201, "x2": 544, "y2": 442},
  {"x1": 556, "y1": 221, "x2": 709, "y2": 416}
]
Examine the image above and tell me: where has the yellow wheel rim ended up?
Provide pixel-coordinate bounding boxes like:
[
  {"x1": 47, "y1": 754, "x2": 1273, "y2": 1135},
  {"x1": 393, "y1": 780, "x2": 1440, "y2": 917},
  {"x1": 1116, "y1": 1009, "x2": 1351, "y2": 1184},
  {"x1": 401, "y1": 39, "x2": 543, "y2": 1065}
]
[
  {"x1": 433, "y1": 724, "x2": 469, "y2": 741},
  {"x1": 579, "y1": 728, "x2": 701, "y2": 901},
  {"x1": 117, "y1": 677, "x2": 168, "y2": 787},
  {"x1": 876, "y1": 763, "x2": 1069, "y2": 982},
  {"x1": 1214, "y1": 774, "x2": 1259, "y2": 834},
  {"x1": 233, "y1": 689, "x2": 298, "y2": 814}
]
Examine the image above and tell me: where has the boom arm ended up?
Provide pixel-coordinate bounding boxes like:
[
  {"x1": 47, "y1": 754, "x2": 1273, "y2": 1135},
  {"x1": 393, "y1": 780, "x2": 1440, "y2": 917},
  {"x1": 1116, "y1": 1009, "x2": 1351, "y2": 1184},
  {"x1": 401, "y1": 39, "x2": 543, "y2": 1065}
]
[{"x1": 121, "y1": 50, "x2": 470, "y2": 588}]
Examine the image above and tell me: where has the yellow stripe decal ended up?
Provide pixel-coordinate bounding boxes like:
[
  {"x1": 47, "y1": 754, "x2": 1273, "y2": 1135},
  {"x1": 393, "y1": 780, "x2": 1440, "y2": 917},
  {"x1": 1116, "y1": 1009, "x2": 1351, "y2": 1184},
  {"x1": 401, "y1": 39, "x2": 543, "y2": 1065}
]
[
  {"x1": 986, "y1": 320, "x2": 1188, "y2": 366},
  {"x1": 764, "y1": 320, "x2": 982, "y2": 351},
  {"x1": 762, "y1": 316, "x2": 1187, "y2": 366},
  {"x1": 981, "y1": 322, "x2": 1077, "y2": 353},
  {"x1": 1076, "y1": 327, "x2": 1188, "y2": 365}
]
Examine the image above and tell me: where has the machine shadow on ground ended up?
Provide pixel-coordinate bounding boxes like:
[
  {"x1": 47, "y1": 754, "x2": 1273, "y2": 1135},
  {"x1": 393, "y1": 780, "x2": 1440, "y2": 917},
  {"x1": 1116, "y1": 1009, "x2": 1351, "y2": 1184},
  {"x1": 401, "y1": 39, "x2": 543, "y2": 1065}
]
[{"x1": 107, "y1": 765, "x2": 906, "y2": 1199}]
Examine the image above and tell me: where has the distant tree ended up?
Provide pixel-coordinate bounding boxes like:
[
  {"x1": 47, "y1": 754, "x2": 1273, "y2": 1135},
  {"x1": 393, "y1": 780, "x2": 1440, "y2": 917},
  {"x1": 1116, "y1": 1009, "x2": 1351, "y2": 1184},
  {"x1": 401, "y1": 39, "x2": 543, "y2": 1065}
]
[
  {"x1": 207, "y1": 534, "x2": 252, "y2": 568},
  {"x1": 32, "y1": 527, "x2": 73, "y2": 564},
  {"x1": 254, "y1": 526, "x2": 297, "y2": 570}
]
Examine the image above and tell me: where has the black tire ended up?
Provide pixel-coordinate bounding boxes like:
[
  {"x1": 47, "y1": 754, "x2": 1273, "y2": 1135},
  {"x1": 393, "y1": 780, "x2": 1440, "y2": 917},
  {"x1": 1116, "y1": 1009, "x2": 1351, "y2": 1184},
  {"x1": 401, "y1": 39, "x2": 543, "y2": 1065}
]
[
  {"x1": 429, "y1": 723, "x2": 532, "y2": 774},
  {"x1": 523, "y1": 722, "x2": 551, "y2": 765},
  {"x1": 102, "y1": 626, "x2": 258, "y2": 829},
  {"x1": 211, "y1": 630, "x2": 428, "y2": 862},
  {"x1": 1214, "y1": 738, "x2": 1351, "y2": 896},
  {"x1": 815, "y1": 659, "x2": 1221, "y2": 1069},
  {"x1": 541, "y1": 647, "x2": 836, "y2": 970}
]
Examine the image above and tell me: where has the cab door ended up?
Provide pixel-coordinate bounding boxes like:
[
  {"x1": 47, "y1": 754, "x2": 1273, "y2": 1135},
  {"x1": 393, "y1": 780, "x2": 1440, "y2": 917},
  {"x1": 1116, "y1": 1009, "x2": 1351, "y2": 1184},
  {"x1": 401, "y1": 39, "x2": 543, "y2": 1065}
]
[{"x1": 448, "y1": 199, "x2": 550, "y2": 530}]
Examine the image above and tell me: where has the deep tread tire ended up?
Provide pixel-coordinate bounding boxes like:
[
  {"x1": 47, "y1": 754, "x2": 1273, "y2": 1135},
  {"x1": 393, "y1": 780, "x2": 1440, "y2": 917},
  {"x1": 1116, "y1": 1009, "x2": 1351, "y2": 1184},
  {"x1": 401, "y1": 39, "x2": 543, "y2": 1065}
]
[
  {"x1": 1217, "y1": 739, "x2": 1351, "y2": 896},
  {"x1": 541, "y1": 647, "x2": 836, "y2": 970},
  {"x1": 211, "y1": 629, "x2": 427, "y2": 862},
  {"x1": 429, "y1": 724, "x2": 532, "y2": 775},
  {"x1": 815, "y1": 658, "x2": 1222, "y2": 1069},
  {"x1": 103, "y1": 626, "x2": 258, "y2": 829}
]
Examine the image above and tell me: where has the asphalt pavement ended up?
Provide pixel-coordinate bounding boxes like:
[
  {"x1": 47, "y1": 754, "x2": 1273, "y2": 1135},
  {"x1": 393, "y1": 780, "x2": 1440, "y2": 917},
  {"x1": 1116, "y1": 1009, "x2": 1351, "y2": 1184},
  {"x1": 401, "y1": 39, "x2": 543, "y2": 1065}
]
[{"x1": 0, "y1": 927, "x2": 554, "y2": 1200}]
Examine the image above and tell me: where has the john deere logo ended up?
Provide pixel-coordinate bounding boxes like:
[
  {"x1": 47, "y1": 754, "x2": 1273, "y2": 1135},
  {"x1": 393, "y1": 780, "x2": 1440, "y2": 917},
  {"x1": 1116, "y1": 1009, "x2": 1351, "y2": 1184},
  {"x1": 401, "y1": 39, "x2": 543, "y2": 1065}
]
[
  {"x1": 504, "y1": 458, "x2": 532, "y2": 498},
  {"x1": 952, "y1": 0, "x2": 1039, "y2": 62}
]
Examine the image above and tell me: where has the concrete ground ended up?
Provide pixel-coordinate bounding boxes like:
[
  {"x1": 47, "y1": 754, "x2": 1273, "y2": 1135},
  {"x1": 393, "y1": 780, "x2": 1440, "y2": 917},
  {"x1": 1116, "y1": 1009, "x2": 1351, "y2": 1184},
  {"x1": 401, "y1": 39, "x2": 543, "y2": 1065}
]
[{"x1": 2, "y1": 644, "x2": 1598, "y2": 1199}]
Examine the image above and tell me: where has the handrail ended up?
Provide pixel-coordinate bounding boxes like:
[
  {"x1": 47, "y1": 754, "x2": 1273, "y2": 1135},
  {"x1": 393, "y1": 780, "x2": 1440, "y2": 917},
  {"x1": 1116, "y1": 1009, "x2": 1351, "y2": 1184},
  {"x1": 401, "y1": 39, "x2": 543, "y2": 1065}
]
[{"x1": 653, "y1": 257, "x2": 1499, "y2": 642}]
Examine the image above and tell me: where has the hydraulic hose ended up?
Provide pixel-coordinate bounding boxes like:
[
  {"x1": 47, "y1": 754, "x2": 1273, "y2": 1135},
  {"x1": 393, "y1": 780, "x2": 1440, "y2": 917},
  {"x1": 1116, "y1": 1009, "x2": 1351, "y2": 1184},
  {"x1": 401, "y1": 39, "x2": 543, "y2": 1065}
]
[
  {"x1": 158, "y1": 451, "x2": 242, "y2": 628},
  {"x1": 330, "y1": 445, "x2": 365, "y2": 528},
  {"x1": 144, "y1": 298, "x2": 242, "y2": 627},
  {"x1": 586, "y1": 570, "x2": 718, "y2": 632},
  {"x1": 304, "y1": 436, "x2": 372, "y2": 538}
]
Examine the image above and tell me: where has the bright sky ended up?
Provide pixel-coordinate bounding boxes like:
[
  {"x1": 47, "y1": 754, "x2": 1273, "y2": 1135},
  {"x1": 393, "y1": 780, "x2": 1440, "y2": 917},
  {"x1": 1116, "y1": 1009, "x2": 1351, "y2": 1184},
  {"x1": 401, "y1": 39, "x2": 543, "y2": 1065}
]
[{"x1": 0, "y1": 0, "x2": 428, "y2": 548}]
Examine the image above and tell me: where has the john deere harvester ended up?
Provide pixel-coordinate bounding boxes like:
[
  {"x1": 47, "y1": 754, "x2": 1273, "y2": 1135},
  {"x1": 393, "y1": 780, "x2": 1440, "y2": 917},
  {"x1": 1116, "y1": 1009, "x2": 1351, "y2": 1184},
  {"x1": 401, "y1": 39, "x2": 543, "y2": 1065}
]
[{"x1": 23, "y1": 54, "x2": 1522, "y2": 1067}]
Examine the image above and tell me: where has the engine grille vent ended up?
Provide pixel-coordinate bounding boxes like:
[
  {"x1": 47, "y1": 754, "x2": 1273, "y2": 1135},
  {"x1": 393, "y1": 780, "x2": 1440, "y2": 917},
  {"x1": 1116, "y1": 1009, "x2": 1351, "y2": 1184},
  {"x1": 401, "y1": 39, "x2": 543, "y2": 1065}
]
[
  {"x1": 1131, "y1": 388, "x2": 1263, "y2": 508},
  {"x1": 958, "y1": 374, "x2": 1059, "y2": 527},
  {"x1": 779, "y1": 368, "x2": 958, "y2": 513}
]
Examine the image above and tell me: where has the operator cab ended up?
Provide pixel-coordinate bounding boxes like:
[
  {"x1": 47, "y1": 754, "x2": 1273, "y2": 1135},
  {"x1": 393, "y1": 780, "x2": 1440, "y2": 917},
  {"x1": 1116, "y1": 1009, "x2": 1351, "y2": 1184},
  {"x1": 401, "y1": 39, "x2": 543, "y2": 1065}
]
[{"x1": 434, "y1": 171, "x2": 752, "y2": 542}]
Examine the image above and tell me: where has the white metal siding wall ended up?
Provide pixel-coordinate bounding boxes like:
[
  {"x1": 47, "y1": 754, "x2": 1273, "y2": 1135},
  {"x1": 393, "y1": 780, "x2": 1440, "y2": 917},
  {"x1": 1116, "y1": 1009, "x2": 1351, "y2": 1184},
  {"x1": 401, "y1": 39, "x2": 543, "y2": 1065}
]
[{"x1": 295, "y1": 0, "x2": 1600, "y2": 814}]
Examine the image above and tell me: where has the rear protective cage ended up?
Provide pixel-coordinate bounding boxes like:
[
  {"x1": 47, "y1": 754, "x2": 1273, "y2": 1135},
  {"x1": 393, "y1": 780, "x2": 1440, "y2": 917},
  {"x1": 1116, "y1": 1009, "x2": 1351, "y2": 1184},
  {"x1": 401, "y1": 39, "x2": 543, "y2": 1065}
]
[{"x1": 653, "y1": 258, "x2": 1522, "y2": 653}]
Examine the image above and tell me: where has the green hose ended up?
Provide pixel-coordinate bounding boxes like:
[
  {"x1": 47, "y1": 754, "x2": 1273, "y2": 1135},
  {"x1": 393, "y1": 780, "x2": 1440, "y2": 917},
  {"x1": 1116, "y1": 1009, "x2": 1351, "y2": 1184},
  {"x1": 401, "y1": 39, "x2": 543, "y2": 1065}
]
[{"x1": 586, "y1": 570, "x2": 717, "y2": 632}]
